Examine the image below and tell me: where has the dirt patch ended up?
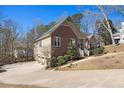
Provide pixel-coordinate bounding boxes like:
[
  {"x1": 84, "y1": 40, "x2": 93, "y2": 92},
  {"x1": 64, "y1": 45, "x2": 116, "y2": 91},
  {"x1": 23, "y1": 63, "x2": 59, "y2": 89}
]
[
  {"x1": 59, "y1": 52, "x2": 124, "y2": 71},
  {"x1": 59, "y1": 44, "x2": 124, "y2": 71},
  {"x1": 104, "y1": 44, "x2": 124, "y2": 53}
]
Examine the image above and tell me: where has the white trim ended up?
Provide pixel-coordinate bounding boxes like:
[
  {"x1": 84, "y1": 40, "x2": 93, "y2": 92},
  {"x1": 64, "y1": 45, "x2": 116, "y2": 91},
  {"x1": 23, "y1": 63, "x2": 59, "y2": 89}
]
[
  {"x1": 70, "y1": 38, "x2": 76, "y2": 48},
  {"x1": 53, "y1": 36, "x2": 61, "y2": 48}
]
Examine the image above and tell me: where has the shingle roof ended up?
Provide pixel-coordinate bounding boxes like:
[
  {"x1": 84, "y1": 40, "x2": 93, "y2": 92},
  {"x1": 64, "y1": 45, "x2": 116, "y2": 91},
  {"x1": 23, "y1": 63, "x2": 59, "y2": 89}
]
[
  {"x1": 35, "y1": 17, "x2": 68, "y2": 42},
  {"x1": 66, "y1": 17, "x2": 87, "y2": 39},
  {"x1": 34, "y1": 16, "x2": 87, "y2": 42}
]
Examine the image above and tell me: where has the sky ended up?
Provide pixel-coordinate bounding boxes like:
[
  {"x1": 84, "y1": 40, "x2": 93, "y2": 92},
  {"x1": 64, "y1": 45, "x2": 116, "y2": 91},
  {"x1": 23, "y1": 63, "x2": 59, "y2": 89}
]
[{"x1": 0, "y1": 5, "x2": 124, "y2": 33}]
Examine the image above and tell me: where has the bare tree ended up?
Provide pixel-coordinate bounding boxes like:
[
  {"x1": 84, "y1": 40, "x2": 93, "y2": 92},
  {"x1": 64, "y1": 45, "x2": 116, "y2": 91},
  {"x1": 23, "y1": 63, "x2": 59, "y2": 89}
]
[
  {"x1": 97, "y1": 5, "x2": 115, "y2": 45},
  {"x1": 79, "y1": 6, "x2": 116, "y2": 45},
  {"x1": 82, "y1": 10, "x2": 97, "y2": 34},
  {"x1": 0, "y1": 18, "x2": 18, "y2": 64},
  {"x1": 26, "y1": 31, "x2": 35, "y2": 61}
]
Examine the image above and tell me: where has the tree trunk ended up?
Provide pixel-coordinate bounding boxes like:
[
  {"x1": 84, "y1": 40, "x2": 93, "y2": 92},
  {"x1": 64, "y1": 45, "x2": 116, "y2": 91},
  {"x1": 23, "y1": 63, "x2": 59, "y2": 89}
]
[{"x1": 98, "y1": 6, "x2": 115, "y2": 45}]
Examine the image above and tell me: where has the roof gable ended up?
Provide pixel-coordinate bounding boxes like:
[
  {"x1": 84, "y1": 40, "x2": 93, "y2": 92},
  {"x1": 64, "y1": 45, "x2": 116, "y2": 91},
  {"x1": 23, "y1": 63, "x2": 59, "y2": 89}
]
[{"x1": 35, "y1": 16, "x2": 87, "y2": 42}]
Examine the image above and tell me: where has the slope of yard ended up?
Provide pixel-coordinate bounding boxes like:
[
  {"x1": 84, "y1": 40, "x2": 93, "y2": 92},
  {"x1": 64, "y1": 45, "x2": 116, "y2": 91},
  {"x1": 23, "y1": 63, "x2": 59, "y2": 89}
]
[
  {"x1": 59, "y1": 52, "x2": 124, "y2": 71},
  {"x1": 104, "y1": 44, "x2": 124, "y2": 53},
  {"x1": 59, "y1": 44, "x2": 124, "y2": 71}
]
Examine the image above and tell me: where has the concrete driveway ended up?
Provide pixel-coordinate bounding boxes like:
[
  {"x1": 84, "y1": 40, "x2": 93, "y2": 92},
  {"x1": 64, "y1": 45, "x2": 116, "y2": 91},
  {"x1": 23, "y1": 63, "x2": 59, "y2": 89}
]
[{"x1": 1, "y1": 62, "x2": 124, "y2": 88}]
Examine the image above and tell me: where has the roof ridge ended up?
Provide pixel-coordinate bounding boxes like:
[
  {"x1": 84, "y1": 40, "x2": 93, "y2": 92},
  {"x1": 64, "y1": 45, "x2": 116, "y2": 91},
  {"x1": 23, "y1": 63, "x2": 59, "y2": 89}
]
[{"x1": 35, "y1": 16, "x2": 69, "y2": 41}]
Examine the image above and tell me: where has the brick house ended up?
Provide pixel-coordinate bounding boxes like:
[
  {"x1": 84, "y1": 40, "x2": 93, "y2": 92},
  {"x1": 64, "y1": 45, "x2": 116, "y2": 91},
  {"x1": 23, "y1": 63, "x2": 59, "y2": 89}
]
[{"x1": 34, "y1": 16, "x2": 87, "y2": 67}]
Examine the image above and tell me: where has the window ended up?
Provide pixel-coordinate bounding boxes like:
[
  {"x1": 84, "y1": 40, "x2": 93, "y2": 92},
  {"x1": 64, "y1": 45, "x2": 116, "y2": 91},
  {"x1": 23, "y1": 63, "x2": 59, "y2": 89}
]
[
  {"x1": 53, "y1": 36, "x2": 61, "y2": 47},
  {"x1": 70, "y1": 38, "x2": 76, "y2": 48}
]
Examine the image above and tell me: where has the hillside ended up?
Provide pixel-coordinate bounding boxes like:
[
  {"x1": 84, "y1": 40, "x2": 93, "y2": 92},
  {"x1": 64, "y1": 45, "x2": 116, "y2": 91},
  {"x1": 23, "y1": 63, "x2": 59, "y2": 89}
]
[
  {"x1": 104, "y1": 44, "x2": 124, "y2": 53},
  {"x1": 59, "y1": 44, "x2": 124, "y2": 71}
]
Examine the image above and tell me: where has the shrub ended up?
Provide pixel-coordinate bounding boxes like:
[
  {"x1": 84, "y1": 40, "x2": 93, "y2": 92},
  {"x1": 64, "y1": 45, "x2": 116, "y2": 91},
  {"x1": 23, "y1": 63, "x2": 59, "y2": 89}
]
[
  {"x1": 73, "y1": 51, "x2": 80, "y2": 59},
  {"x1": 95, "y1": 46, "x2": 105, "y2": 55},
  {"x1": 66, "y1": 42, "x2": 79, "y2": 59},
  {"x1": 57, "y1": 56, "x2": 66, "y2": 66},
  {"x1": 64, "y1": 55, "x2": 71, "y2": 62},
  {"x1": 50, "y1": 57, "x2": 58, "y2": 67}
]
